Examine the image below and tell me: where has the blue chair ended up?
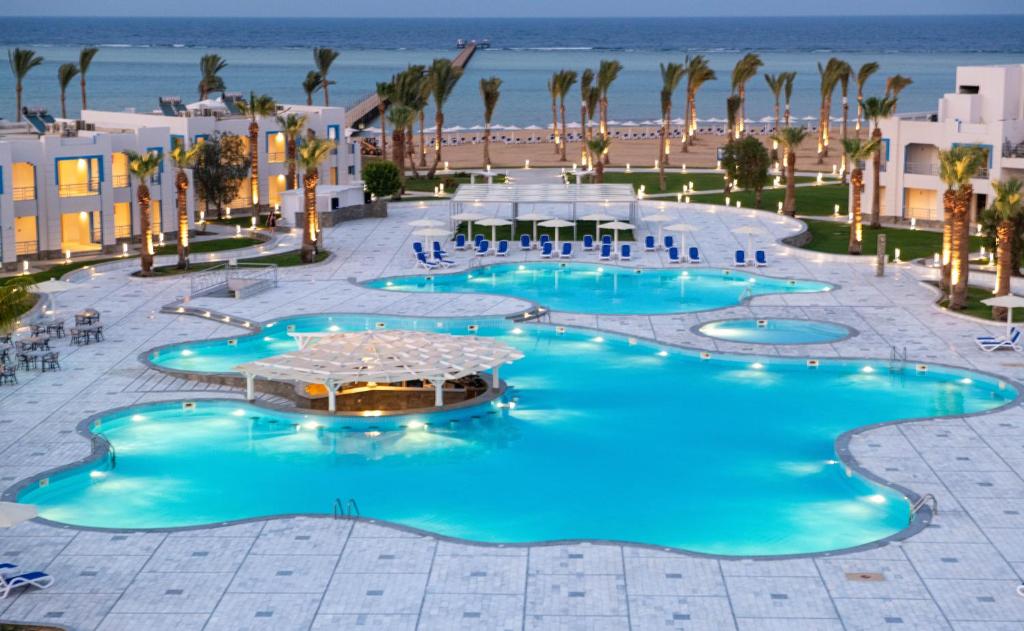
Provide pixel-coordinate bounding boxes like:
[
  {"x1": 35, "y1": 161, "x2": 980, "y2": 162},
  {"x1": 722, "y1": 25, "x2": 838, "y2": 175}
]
[
  {"x1": 475, "y1": 239, "x2": 490, "y2": 256},
  {"x1": 415, "y1": 251, "x2": 440, "y2": 269},
  {"x1": 432, "y1": 249, "x2": 456, "y2": 267},
  {"x1": 734, "y1": 250, "x2": 746, "y2": 267},
  {"x1": 432, "y1": 241, "x2": 448, "y2": 256},
  {"x1": 559, "y1": 242, "x2": 573, "y2": 258},
  {"x1": 520, "y1": 235, "x2": 531, "y2": 250},
  {"x1": 539, "y1": 234, "x2": 551, "y2": 248},
  {"x1": 620, "y1": 244, "x2": 632, "y2": 261},
  {"x1": 412, "y1": 242, "x2": 425, "y2": 255},
  {"x1": 755, "y1": 250, "x2": 767, "y2": 267},
  {"x1": 976, "y1": 326, "x2": 1023, "y2": 352},
  {"x1": 496, "y1": 240, "x2": 510, "y2": 257},
  {"x1": 668, "y1": 246, "x2": 682, "y2": 264},
  {"x1": 688, "y1": 246, "x2": 701, "y2": 264},
  {"x1": 0, "y1": 565, "x2": 54, "y2": 599},
  {"x1": 540, "y1": 241, "x2": 554, "y2": 258},
  {"x1": 582, "y1": 235, "x2": 595, "y2": 251},
  {"x1": 599, "y1": 243, "x2": 612, "y2": 260},
  {"x1": 601, "y1": 234, "x2": 612, "y2": 246},
  {"x1": 664, "y1": 235, "x2": 675, "y2": 250},
  {"x1": 474, "y1": 234, "x2": 485, "y2": 247},
  {"x1": 454, "y1": 234, "x2": 467, "y2": 250},
  {"x1": 644, "y1": 235, "x2": 656, "y2": 251}
]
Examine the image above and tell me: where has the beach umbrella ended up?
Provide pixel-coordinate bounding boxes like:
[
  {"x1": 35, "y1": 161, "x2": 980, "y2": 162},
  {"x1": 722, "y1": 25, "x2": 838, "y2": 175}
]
[
  {"x1": 578, "y1": 212, "x2": 616, "y2": 241},
  {"x1": 475, "y1": 217, "x2": 512, "y2": 244},
  {"x1": 524, "y1": 124, "x2": 543, "y2": 130},
  {"x1": 982, "y1": 295, "x2": 1024, "y2": 338},
  {"x1": 516, "y1": 211, "x2": 553, "y2": 242},
  {"x1": 0, "y1": 502, "x2": 37, "y2": 528},
  {"x1": 665, "y1": 222, "x2": 697, "y2": 258},
  {"x1": 32, "y1": 279, "x2": 77, "y2": 293},
  {"x1": 566, "y1": 121, "x2": 582, "y2": 129},
  {"x1": 443, "y1": 125, "x2": 466, "y2": 132},
  {"x1": 732, "y1": 225, "x2": 764, "y2": 257},
  {"x1": 538, "y1": 219, "x2": 574, "y2": 251},
  {"x1": 413, "y1": 227, "x2": 449, "y2": 238},
  {"x1": 599, "y1": 221, "x2": 635, "y2": 258},
  {"x1": 451, "y1": 211, "x2": 485, "y2": 241},
  {"x1": 643, "y1": 213, "x2": 675, "y2": 248},
  {"x1": 408, "y1": 219, "x2": 444, "y2": 228}
]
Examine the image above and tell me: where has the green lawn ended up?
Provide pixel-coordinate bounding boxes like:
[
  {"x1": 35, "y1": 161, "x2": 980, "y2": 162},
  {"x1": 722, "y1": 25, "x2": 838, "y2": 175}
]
[
  {"x1": 582, "y1": 171, "x2": 818, "y2": 193},
  {"x1": 0, "y1": 258, "x2": 121, "y2": 287},
  {"x1": 154, "y1": 237, "x2": 263, "y2": 255},
  {"x1": 937, "y1": 284, "x2": 1024, "y2": 322},
  {"x1": 206, "y1": 213, "x2": 274, "y2": 227},
  {"x1": 403, "y1": 173, "x2": 506, "y2": 195},
  {"x1": 696, "y1": 184, "x2": 848, "y2": 216},
  {"x1": 147, "y1": 250, "x2": 329, "y2": 276},
  {"x1": 454, "y1": 220, "x2": 634, "y2": 243},
  {"x1": 800, "y1": 219, "x2": 983, "y2": 261}
]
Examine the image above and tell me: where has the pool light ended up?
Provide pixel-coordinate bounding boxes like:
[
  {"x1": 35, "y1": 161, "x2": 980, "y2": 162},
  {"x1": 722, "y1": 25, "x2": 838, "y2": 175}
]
[
  {"x1": 592, "y1": 336, "x2": 605, "y2": 343},
  {"x1": 750, "y1": 362, "x2": 764, "y2": 370},
  {"x1": 862, "y1": 366, "x2": 875, "y2": 374},
  {"x1": 407, "y1": 420, "x2": 426, "y2": 430},
  {"x1": 865, "y1": 494, "x2": 887, "y2": 504},
  {"x1": 657, "y1": 350, "x2": 668, "y2": 357}
]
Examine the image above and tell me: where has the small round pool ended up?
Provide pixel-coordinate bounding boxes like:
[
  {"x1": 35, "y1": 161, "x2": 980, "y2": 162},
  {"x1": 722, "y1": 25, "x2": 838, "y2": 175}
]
[{"x1": 697, "y1": 318, "x2": 853, "y2": 344}]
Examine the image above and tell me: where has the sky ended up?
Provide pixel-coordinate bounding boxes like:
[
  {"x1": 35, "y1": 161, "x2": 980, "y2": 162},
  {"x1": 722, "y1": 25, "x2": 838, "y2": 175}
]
[{"x1": 2, "y1": 0, "x2": 1023, "y2": 18}]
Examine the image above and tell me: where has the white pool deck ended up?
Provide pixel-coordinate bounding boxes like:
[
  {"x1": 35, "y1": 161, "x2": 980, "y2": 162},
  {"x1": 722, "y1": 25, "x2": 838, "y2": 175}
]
[{"x1": 2, "y1": 191, "x2": 1024, "y2": 630}]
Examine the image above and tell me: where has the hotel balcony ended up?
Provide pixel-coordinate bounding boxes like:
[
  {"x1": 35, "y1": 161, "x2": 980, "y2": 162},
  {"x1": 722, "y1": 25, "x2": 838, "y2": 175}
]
[
  {"x1": 112, "y1": 174, "x2": 130, "y2": 188},
  {"x1": 904, "y1": 161, "x2": 939, "y2": 176},
  {"x1": 59, "y1": 180, "x2": 101, "y2": 198},
  {"x1": 15, "y1": 240, "x2": 38, "y2": 255},
  {"x1": 267, "y1": 150, "x2": 286, "y2": 164},
  {"x1": 12, "y1": 186, "x2": 36, "y2": 201}
]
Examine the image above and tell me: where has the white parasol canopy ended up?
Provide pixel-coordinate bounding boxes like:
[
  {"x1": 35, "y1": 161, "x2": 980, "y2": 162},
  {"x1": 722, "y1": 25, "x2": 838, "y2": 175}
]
[
  {"x1": 236, "y1": 330, "x2": 524, "y2": 410},
  {"x1": 451, "y1": 211, "x2": 485, "y2": 241},
  {"x1": 579, "y1": 212, "x2": 617, "y2": 241},
  {"x1": 982, "y1": 294, "x2": 1024, "y2": 338},
  {"x1": 732, "y1": 225, "x2": 764, "y2": 257},
  {"x1": 413, "y1": 227, "x2": 449, "y2": 239},
  {"x1": 538, "y1": 219, "x2": 575, "y2": 250},
  {"x1": 408, "y1": 218, "x2": 444, "y2": 228},
  {"x1": 599, "y1": 221, "x2": 635, "y2": 258},
  {"x1": 475, "y1": 217, "x2": 513, "y2": 244},
  {"x1": 643, "y1": 214, "x2": 675, "y2": 248},
  {"x1": 665, "y1": 222, "x2": 698, "y2": 258},
  {"x1": 516, "y1": 212, "x2": 553, "y2": 243},
  {"x1": 0, "y1": 501, "x2": 37, "y2": 528}
]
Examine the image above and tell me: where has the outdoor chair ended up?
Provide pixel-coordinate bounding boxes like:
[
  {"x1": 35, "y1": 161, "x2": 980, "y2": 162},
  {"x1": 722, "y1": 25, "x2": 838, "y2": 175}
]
[
  {"x1": 689, "y1": 247, "x2": 702, "y2": 264},
  {"x1": 644, "y1": 236, "x2": 656, "y2": 251},
  {"x1": 41, "y1": 352, "x2": 60, "y2": 372},
  {"x1": 46, "y1": 322, "x2": 65, "y2": 338},
  {"x1": 475, "y1": 240, "x2": 490, "y2": 256},
  {"x1": 664, "y1": 235, "x2": 675, "y2": 250},
  {"x1": 734, "y1": 250, "x2": 747, "y2": 267},
  {"x1": 559, "y1": 242, "x2": 573, "y2": 259},
  {"x1": 620, "y1": 244, "x2": 632, "y2": 261},
  {"x1": 540, "y1": 242, "x2": 554, "y2": 258},
  {"x1": 755, "y1": 250, "x2": 768, "y2": 267},
  {"x1": 668, "y1": 247, "x2": 682, "y2": 264},
  {"x1": 415, "y1": 251, "x2": 440, "y2": 270},
  {"x1": 0, "y1": 364, "x2": 16, "y2": 385},
  {"x1": 0, "y1": 565, "x2": 54, "y2": 599},
  {"x1": 599, "y1": 244, "x2": 612, "y2": 261},
  {"x1": 976, "y1": 327, "x2": 1023, "y2": 352},
  {"x1": 582, "y1": 235, "x2": 595, "y2": 251},
  {"x1": 454, "y1": 234, "x2": 468, "y2": 250},
  {"x1": 519, "y1": 235, "x2": 532, "y2": 251},
  {"x1": 495, "y1": 240, "x2": 510, "y2": 257}
]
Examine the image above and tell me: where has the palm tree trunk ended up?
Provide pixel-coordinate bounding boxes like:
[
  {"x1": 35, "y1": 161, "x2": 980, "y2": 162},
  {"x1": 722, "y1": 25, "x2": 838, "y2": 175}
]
[
  {"x1": 378, "y1": 105, "x2": 387, "y2": 156},
  {"x1": 394, "y1": 128, "x2": 406, "y2": 190},
  {"x1": 483, "y1": 122, "x2": 491, "y2": 166},
  {"x1": 427, "y1": 111, "x2": 443, "y2": 178},
  {"x1": 870, "y1": 129, "x2": 882, "y2": 228},
  {"x1": 323, "y1": 80, "x2": 330, "y2": 107},
  {"x1": 552, "y1": 99, "x2": 559, "y2": 155},
  {"x1": 15, "y1": 83, "x2": 23, "y2": 122},
  {"x1": 60, "y1": 90, "x2": 67, "y2": 119},
  {"x1": 286, "y1": 140, "x2": 297, "y2": 190},
  {"x1": 941, "y1": 189, "x2": 955, "y2": 290},
  {"x1": 138, "y1": 184, "x2": 153, "y2": 276},
  {"x1": 301, "y1": 170, "x2": 319, "y2": 263},
  {"x1": 994, "y1": 218, "x2": 1012, "y2": 319},
  {"x1": 81, "y1": 75, "x2": 88, "y2": 111},
  {"x1": 418, "y1": 110, "x2": 427, "y2": 168},
  {"x1": 595, "y1": 160, "x2": 604, "y2": 183},
  {"x1": 662, "y1": 102, "x2": 671, "y2": 167},
  {"x1": 784, "y1": 98, "x2": 791, "y2": 126},
  {"x1": 176, "y1": 170, "x2": 190, "y2": 269},
  {"x1": 841, "y1": 96, "x2": 849, "y2": 141},
  {"x1": 737, "y1": 87, "x2": 745, "y2": 138},
  {"x1": 601, "y1": 98, "x2": 610, "y2": 165},
  {"x1": 848, "y1": 170, "x2": 864, "y2": 254},
  {"x1": 580, "y1": 100, "x2": 588, "y2": 161},
  {"x1": 248, "y1": 121, "x2": 260, "y2": 212},
  {"x1": 559, "y1": 102, "x2": 568, "y2": 161},
  {"x1": 951, "y1": 186, "x2": 973, "y2": 309},
  {"x1": 856, "y1": 91, "x2": 863, "y2": 132},
  {"x1": 783, "y1": 152, "x2": 797, "y2": 217},
  {"x1": 406, "y1": 124, "x2": 420, "y2": 177}
]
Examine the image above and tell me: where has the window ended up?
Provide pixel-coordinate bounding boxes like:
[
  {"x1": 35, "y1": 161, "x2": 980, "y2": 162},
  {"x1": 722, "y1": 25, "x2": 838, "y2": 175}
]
[
  {"x1": 171, "y1": 135, "x2": 185, "y2": 151},
  {"x1": 114, "y1": 202, "x2": 132, "y2": 238},
  {"x1": 12, "y1": 162, "x2": 36, "y2": 200},
  {"x1": 958, "y1": 85, "x2": 980, "y2": 95},
  {"x1": 112, "y1": 153, "x2": 130, "y2": 188},
  {"x1": 267, "y1": 131, "x2": 285, "y2": 163},
  {"x1": 56, "y1": 156, "x2": 101, "y2": 198}
]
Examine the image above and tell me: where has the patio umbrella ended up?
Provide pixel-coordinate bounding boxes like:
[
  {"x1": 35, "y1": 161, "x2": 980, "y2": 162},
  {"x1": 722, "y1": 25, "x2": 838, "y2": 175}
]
[
  {"x1": 32, "y1": 279, "x2": 77, "y2": 293},
  {"x1": 475, "y1": 217, "x2": 512, "y2": 244},
  {"x1": 0, "y1": 502, "x2": 37, "y2": 528},
  {"x1": 413, "y1": 227, "x2": 449, "y2": 238},
  {"x1": 599, "y1": 221, "x2": 635, "y2": 258},
  {"x1": 643, "y1": 214, "x2": 675, "y2": 248},
  {"x1": 538, "y1": 219, "x2": 575, "y2": 251},
  {"x1": 982, "y1": 294, "x2": 1024, "y2": 338},
  {"x1": 408, "y1": 219, "x2": 444, "y2": 228},
  {"x1": 732, "y1": 225, "x2": 764, "y2": 257},
  {"x1": 516, "y1": 212, "x2": 553, "y2": 242},
  {"x1": 664, "y1": 222, "x2": 698, "y2": 258},
  {"x1": 579, "y1": 212, "x2": 616, "y2": 241},
  {"x1": 451, "y1": 211, "x2": 485, "y2": 241}
]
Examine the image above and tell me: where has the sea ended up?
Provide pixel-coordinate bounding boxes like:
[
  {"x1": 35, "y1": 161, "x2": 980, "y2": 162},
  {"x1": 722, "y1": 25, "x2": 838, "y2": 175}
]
[{"x1": 0, "y1": 16, "x2": 1022, "y2": 127}]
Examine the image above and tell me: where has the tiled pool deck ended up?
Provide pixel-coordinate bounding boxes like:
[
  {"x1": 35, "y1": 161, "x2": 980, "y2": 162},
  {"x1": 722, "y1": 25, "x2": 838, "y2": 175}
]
[{"x1": 2, "y1": 197, "x2": 1024, "y2": 630}]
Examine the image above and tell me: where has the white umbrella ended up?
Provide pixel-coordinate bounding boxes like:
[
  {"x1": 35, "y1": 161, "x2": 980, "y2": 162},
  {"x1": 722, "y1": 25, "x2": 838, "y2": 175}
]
[
  {"x1": 475, "y1": 217, "x2": 512, "y2": 244},
  {"x1": 982, "y1": 294, "x2": 1024, "y2": 338},
  {"x1": 408, "y1": 218, "x2": 444, "y2": 228},
  {"x1": 0, "y1": 502, "x2": 37, "y2": 528},
  {"x1": 524, "y1": 124, "x2": 543, "y2": 130},
  {"x1": 32, "y1": 279, "x2": 77, "y2": 293},
  {"x1": 538, "y1": 219, "x2": 574, "y2": 251},
  {"x1": 517, "y1": 211, "x2": 553, "y2": 243},
  {"x1": 665, "y1": 222, "x2": 697, "y2": 258},
  {"x1": 599, "y1": 221, "x2": 635, "y2": 258},
  {"x1": 643, "y1": 214, "x2": 675, "y2": 248},
  {"x1": 444, "y1": 125, "x2": 466, "y2": 132},
  {"x1": 451, "y1": 211, "x2": 485, "y2": 241},
  {"x1": 733, "y1": 225, "x2": 764, "y2": 258},
  {"x1": 579, "y1": 212, "x2": 617, "y2": 242},
  {"x1": 413, "y1": 227, "x2": 449, "y2": 238}
]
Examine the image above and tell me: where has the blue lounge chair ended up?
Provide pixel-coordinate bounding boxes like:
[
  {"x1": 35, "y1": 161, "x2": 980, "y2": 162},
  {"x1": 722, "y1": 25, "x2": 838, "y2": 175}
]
[
  {"x1": 0, "y1": 566, "x2": 54, "y2": 599},
  {"x1": 432, "y1": 250, "x2": 456, "y2": 267},
  {"x1": 540, "y1": 241, "x2": 554, "y2": 258},
  {"x1": 520, "y1": 235, "x2": 531, "y2": 250},
  {"x1": 976, "y1": 327, "x2": 1023, "y2": 352},
  {"x1": 454, "y1": 234, "x2": 467, "y2": 250},
  {"x1": 601, "y1": 234, "x2": 612, "y2": 246},
  {"x1": 474, "y1": 234, "x2": 485, "y2": 247},
  {"x1": 668, "y1": 246, "x2": 682, "y2": 264},
  {"x1": 644, "y1": 235, "x2": 656, "y2": 251},
  {"x1": 599, "y1": 243, "x2": 612, "y2": 261},
  {"x1": 412, "y1": 242, "x2": 425, "y2": 255},
  {"x1": 689, "y1": 247, "x2": 701, "y2": 264},
  {"x1": 755, "y1": 250, "x2": 767, "y2": 267},
  {"x1": 620, "y1": 244, "x2": 632, "y2": 261},
  {"x1": 432, "y1": 241, "x2": 448, "y2": 256},
  {"x1": 539, "y1": 234, "x2": 551, "y2": 247},
  {"x1": 475, "y1": 239, "x2": 490, "y2": 256},
  {"x1": 559, "y1": 242, "x2": 573, "y2": 258},
  {"x1": 664, "y1": 235, "x2": 675, "y2": 250},
  {"x1": 496, "y1": 240, "x2": 510, "y2": 257},
  {"x1": 734, "y1": 250, "x2": 746, "y2": 267},
  {"x1": 583, "y1": 235, "x2": 595, "y2": 251},
  {"x1": 416, "y1": 251, "x2": 440, "y2": 269}
]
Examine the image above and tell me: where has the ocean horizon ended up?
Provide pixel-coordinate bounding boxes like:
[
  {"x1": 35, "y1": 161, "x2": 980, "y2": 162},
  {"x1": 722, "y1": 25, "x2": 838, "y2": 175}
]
[{"x1": 1, "y1": 16, "x2": 1022, "y2": 127}]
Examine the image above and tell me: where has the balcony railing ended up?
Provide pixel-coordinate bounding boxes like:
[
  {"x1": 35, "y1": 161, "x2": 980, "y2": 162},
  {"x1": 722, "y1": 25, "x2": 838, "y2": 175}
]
[
  {"x1": 905, "y1": 206, "x2": 938, "y2": 220},
  {"x1": 15, "y1": 240, "x2": 37, "y2": 255},
  {"x1": 1004, "y1": 139, "x2": 1024, "y2": 158},
  {"x1": 12, "y1": 186, "x2": 35, "y2": 201},
  {"x1": 904, "y1": 161, "x2": 939, "y2": 176},
  {"x1": 974, "y1": 166, "x2": 990, "y2": 179},
  {"x1": 58, "y1": 181, "x2": 101, "y2": 197},
  {"x1": 112, "y1": 174, "x2": 129, "y2": 188},
  {"x1": 267, "y1": 151, "x2": 286, "y2": 163},
  {"x1": 115, "y1": 224, "x2": 132, "y2": 239}
]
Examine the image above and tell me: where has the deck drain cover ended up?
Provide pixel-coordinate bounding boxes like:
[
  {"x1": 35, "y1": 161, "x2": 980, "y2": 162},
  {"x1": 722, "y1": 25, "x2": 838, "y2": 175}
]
[{"x1": 845, "y1": 572, "x2": 885, "y2": 582}]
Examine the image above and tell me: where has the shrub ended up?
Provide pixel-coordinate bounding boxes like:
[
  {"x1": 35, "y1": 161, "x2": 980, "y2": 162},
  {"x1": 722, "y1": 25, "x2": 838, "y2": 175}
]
[{"x1": 363, "y1": 160, "x2": 401, "y2": 200}]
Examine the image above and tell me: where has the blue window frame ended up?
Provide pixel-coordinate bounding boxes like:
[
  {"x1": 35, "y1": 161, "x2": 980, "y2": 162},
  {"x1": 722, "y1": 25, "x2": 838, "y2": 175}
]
[
  {"x1": 327, "y1": 124, "x2": 340, "y2": 154},
  {"x1": 0, "y1": 165, "x2": 4, "y2": 194},
  {"x1": 54, "y1": 155, "x2": 104, "y2": 196},
  {"x1": 952, "y1": 142, "x2": 993, "y2": 168},
  {"x1": 881, "y1": 139, "x2": 890, "y2": 161},
  {"x1": 170, "y1": 135, "x2": 185, "y2": 151}
]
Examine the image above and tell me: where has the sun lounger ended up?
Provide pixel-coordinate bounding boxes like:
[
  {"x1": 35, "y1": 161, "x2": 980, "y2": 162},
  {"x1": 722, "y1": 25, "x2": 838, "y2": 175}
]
[
  {"x1": 540, "y1": 242, "x2": 554, "y2": 258},
  {"x1": 755, "y1": 250, "x2": 767, "y2": 267},
  {"x1": 475, "y1": 239, "x2": 490, "y2": 256},
  {"x1": 668, "y1": 246, "x2": 682, "y2": 264},
  {"x1": 474, "y1": 234, "x2": 485, "y2": 248},
  {"x1": 1, "y1": 567, "x2": 54, "y2": 599},
  {"x1": 412, "y1": 242, "x2": 425, "y2": 255},
  {"x1": 416, "y1": 252, "x2": 440, "y2": 269},
  {"x1": 559, "y1": 242, "x2": 573, "y2": 259},
  {"x1": 520, "y1": 235, "x2": 531, "y2": 250},
  {"x1": 539, "y1": 234, "x2": 551, "y2": 248},
  {"x1": 583, "y1": 235, "x2": 595, "y2": 251},
  {"x1": 664, "y1": 235, "x2": 675, "y2": 250},
  {"x1": 620, "y1": 244, "x2": 632, "y2": 261},
  {"x1": 689, "y1": 247, "x2": 701, "y2": 264},
  {"x1": 644, "y1": 236, "x2": 656, "y2": 251},
  {"x1": 734, "y1": 250, "x2": 746, "y2": 267},
  {"x1": 599, "y1": 243, "x2": 612, "y2": 261},
  {"x1": 601, "y1": 235, "x2": 612, "y2": 246},
  {"x1": 454, "y1": 234, "x2": 467, "y2": 250},
  {"x1": 976, "y1": 327, "x2": 1023, "y2": 352},
  {"x1": 432, "y1": 241, "x2": 448, "y2": 256},
  {"x1": 496, "y1": 240, "x2": 509, "y2": 257}
]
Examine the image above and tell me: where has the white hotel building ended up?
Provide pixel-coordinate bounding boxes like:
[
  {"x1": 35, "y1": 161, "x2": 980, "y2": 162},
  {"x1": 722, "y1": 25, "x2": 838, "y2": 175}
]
[
  {"x1": 0, "y1": 97, "x2": 362, "y2": 269},
  {"x1": 857, "y1": 64, "x2": 1024, "y2": 225}
]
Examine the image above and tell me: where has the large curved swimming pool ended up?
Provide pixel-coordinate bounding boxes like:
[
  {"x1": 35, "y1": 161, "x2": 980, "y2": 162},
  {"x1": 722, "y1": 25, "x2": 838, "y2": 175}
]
[
  {"x1": 18, "y1": 315, "x2": 1014, "y2": 556},
  {"x1": 365, "y1": 263, "x2": 832, "y2": 314}
]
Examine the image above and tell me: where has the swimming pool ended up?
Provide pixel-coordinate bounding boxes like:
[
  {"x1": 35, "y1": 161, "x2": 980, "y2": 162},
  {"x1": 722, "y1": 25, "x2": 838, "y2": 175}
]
[
  {"x1": 698, "y1": 319, "x2": 854, "y2": 345},
  {"x1": 365, "y1": 263, "x2": 832, "y2": 314},
  {"x1": 18, "y1": 315, "x2": 1014, "y2": 556}
]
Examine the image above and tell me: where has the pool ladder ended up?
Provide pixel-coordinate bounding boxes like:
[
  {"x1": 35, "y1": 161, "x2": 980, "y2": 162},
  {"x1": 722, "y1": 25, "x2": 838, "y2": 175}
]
[
  {"x1": 889, "y1": 346, "x2": 908, "y2": 373},
  {"x1": 910, "y1": 493, "x2": 937, "y2": 522},
  {"x1": 333, "y1": 497, "x2": 360, "y2": 519},
  {"x1": 92, "y1": 434, "x2": 116, "y2": 469}
]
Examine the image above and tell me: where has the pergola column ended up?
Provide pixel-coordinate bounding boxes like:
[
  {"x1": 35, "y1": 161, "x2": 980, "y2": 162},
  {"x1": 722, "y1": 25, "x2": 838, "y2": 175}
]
[
  {"x1": 432, "y1": 379, "x2": 445, "y2": 407},
  {"x1": 245, "y1": 374, "x2": 255, "y2": 401},
  {"x1": 491, "y1": 365, "x2": 500, "y2": 388},
  {"x1": 327, "y1": 382, "x2": 338, "y2": 412}
]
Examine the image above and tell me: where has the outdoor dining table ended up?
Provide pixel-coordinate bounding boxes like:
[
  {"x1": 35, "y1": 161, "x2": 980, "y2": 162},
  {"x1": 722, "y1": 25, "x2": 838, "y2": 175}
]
[
  {"x1": 71, "y1": 324, "x2": 103, "y2": 345},
  {"x1": 75, "y1": 309, "x2": 100, "y2": 326}
]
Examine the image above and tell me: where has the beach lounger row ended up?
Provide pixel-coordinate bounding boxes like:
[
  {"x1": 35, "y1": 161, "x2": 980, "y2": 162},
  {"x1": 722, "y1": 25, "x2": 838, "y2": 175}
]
[
  {"x1": 1, "y1": 562, "x2": 54, "y2": 599},
  {"x1": 734, "y1": 250, "x2": 768, "y2": 267}
]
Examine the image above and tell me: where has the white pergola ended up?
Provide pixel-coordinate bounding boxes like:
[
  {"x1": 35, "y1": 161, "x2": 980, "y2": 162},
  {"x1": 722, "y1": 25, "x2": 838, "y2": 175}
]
[
  {"x1": 235, "y1": 330, "x2": 524, "y2": 411},
  {"x1": 450, "y1": 183, "x2": 639, "y2": 224}
]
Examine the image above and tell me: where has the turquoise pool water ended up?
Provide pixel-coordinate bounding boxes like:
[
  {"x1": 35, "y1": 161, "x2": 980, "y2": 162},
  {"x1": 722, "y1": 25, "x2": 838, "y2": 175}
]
[
  {"x1": 365, "y1": 263, "x2": 832, "y2": 314},
  {"x1": 19, "y1": 315, "x2": 1015, "y2": 556},
  {"x1": 699, "y1": 319, "x2": 853, "y2": 345}
]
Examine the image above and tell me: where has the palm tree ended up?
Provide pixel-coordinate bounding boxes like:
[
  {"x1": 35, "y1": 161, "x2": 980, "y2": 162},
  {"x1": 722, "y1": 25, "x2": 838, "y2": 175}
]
[
  {"x1": 389, "y1": 65, "x2": 427, "y2": 177},
  {"x1": 730, "y1": 53, "x2": 763, "y2": 138},
  {"x1": 8, "y1": 48, "x2": 44, "y2": 121},
  {"x1": 416, "y1": 76, "x2": 430, "y2": 169},
  {"x1": 885, "y1": 75, "x2": 913, "y2": 109},
  {"x1": 772, "y1": 127, "x2": 808, "y2": 217},
  {"x1": 374, "y1": 81, "x2": 391, "y2": 155},
  {"x1": 782, "y1": 71, "x2": 796, "y2": 126},
  {"x1": 681, "y1": 55, "x2": 715, "y2": 154},
  {"x1": 815, "y1": 58, "x2": 844, "y2": 163},
  {"x1": 764, "y1": 73, "x2": 785, "y2": 134},
  {"x1": 597, "y1": 59, "x2": 623, "y2": 164},
  {"x1": 296, "y1": 137, "x2": 336, "y2": 263},
  {"x1": 855, "y1": 62, "x2": 879, "y2": 132},
  {"x1": 387, "y1": 104, "x2": 416, "y2": 188},
  {"x1": 237, "y1": 93, "x2": 277, "y2": 212},
  {"x1": 861, "y1": 96, "x2": 897, "y2": 228},
  {"x1": 78, "y1": 47, "x2": 99, "y2": 112},
  {"x1": 198, "y1": 54, "x2": 227, "y2": 100},
  {"x1": 657, "y1": 62, "x2": 685, "y2": 186},
  {"x1": 169, "y1": 144, "x2": 200, "y2": 269},
  {"x1": 556, "y1": 70, "x2": 578, "y2": 162},
  {"x1": 584, "y1": 71, "x2": 600, "y2": 147},
  {"x1": 57, "y1": 63, "x2": 79, "y2": 119},
  {"x1": 726, "y1": 95, "x2": 741, "y2": 141},
  {"x1": 938, "y1": 146, "x2": 985, "y2": 307},
  {"x1": 835, "y1": 61, "x2": 852, "y2": 142},
  {"x1": 842, "y1": 137, "x2": 880, "y2": 254},
  {"x1": 125, "y1": 150, "x2": 163, "y2": 276},
  {"x1": 548, "y1": 73, "x2": 561, "y2": 155},
  {"x1": 587, "y1": 136, "x2": 611, "y2": 183},
  {"x1": 302, "y1": 71, "x2": 322, "y2": 106},
  {"x1": 276, "y1": 112, "x2": 307, "y2": 190},
  {"x1": 579, "y1": 68, "x2": 594, "y2": 146},
  {"x1": 480, "y1": 76, "x2": 502, "y2": 166},
  {"x1": 991, "y1": 178, "x2": 1024, "y2": 318},
  {"x1": 426, "y1": 58, "x2": 462, "y2": 178},
  {"x1": 314, "y1": 47, "x2": 340, "y2": 106}
]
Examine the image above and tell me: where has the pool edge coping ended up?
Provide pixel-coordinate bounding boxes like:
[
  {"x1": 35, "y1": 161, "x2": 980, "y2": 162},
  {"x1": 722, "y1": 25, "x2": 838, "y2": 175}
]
[{"x1": 689, "y1": 317, "x2": 859, "y2": 346}]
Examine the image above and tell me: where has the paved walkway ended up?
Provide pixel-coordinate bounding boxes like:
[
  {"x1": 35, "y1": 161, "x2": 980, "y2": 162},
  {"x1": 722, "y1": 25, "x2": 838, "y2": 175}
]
[{"x1": 2, "y1": 193, "x2": 1024, "y2": 630}]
